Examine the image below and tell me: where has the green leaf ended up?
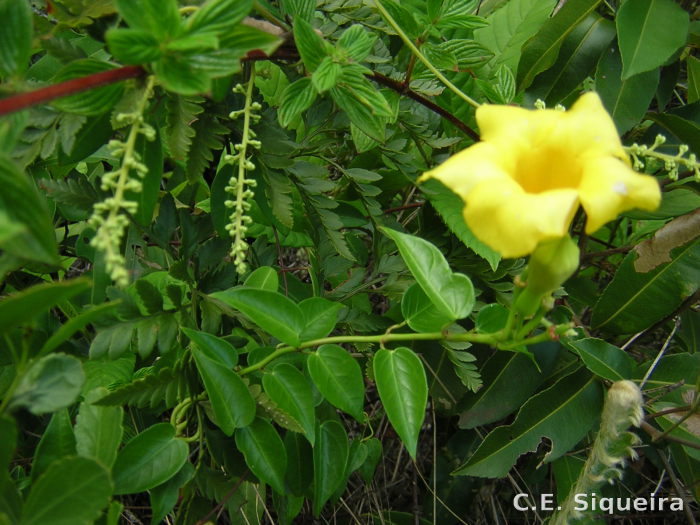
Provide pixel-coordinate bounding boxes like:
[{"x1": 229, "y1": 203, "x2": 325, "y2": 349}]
[
  {"x1": 595, "y1": 44, "x2": 660, "y2": 134},
  {"x1": 32, "y1": 409, "x2": 76, "y2": 481},
  {"x1": 115, "y1": 0, "x2": 181, "y2": 40},
  {"x1": 517, "y1": 0, "x2": 602, "y2": 90},
  {"x1": 10, "y1": 354, "x2": 84, "y2": 415},
  {"x1": 263, "y1": 363, "x2": 316, "y2": 444},
  {"x1": 184, "y1": 113, "x2": 227, "y2": 182},
  {"x1": 567, "y1": 338, "x2": 636, "y2": 381},
  {"x1": 526, "y1": 13, "x2": 615, "y2": 105},
  {"x1": 311, "y1": 56, "x2": 342, "y2": 92},
  {"x1": 184, "y1": 328, "x2": 238, "y2": 368},
  {"x1": 165, "y1": 94, "x2": 204, "y2": 161},
  {"x1": 688, "y1": 56, "x2": 700, "y2": 104},
  {"x1": 94, "y1": 365, "x2": 180, "y2": 409},
  {"x1": 299, "y1": 297, "x2": 343, "y2": 341},
  {"x1": 458, "y1": 342, "x2": 561, "y2": 428},
  {"x1": 149, "y1": 462, "x2": 195, "y2": 525},
  {"x1": 381, "y1": 227, "x2": 475, "y2": 319},
  {"x1": 0, "y1": 278, "x2": 89, "y2": 335},
  {"x1": 281, "y1": 0, "x2": 315, "y2": 21},
  {"x1": 453, "y1": 371, "x2": 602, "y2": 477},
  {"x1": 647, "y1": 113, "x2": 700, "y2": 157},
  {"x1": 186, "y1": 0, "x2": 252, "y2": 35},
  {"x1": 293, "y1": 17, "x2": 328, "y2": 72},
  {"x1": 106, "y1": 29, "x2": 161, "y2": 64},
  {"x1": 330, "y1": 84, "x2": 385, "y2": 143},
  {"x1": 474, "y1": 0, "x2": 554, "y2": 72},
  {"x1": 244, "y1": 266, "x2": 279, "y2": 292},
  {"x1": 21, "y1": 457, "x2": 112, "y2": 525},
  {"x1": 284, "y1": 432, "x2": 313, "y2": 497},
  {"x1": 52, "y1": 60, "x2": 125, "y2": 115},
  {"x1": 0, "y1": 157, "x2": 59, "y2": 265},
  {"x1": 40, "y1": 302, "x2": 119, "y2": 358},
  {"x1": 211, "y1": 288, "x2": 305, "y2": 347},
  {"x1": 592, "y1": 219, "x2": 700, "y2": 334},
  {"x1": 74, "y1": 388, "x2": 123, "y2": 469},
  {"x1": 235, "y1": 418, "x2": 287, "y2": 494},
  {"x1": 112, "y1": 423, "x2": 188, "y2": 494},
  {"x1": 192, "y1": 348, "x2": 255, "y2": 434},
  {"x1": 475, "y1": 303, "x2": 509, "y2": 334},
  {"x1": 0, "y1": 0, "x2": 32, "y2": 77},
  {"x1": 420, "y1": 178, "x2": 500, "y2": 270},
  {"x1": 307, "y1": 344, "x2": 365, "y2": 422},
  {"x1": 436, "y1": 0, "x2": 488, "y2": 30},
  {"x1": 279, "y1": 77, "x2": 317, "y2": 127},
  {"x1": 617, "y1": 0, "x2": 689, "y2": 80},
  {"x1": 153, "y1": 54, "x2": 211, "y2": 95},
  {"x1": 338, "y1": 25, "x2": 376, "y2": 62},
  {"x1": 373, "y1": 347, "x2": 428, "y2": 459},
  {"x1": 401, "y1": 283, "x2": 454, "y2": 333},
  {"x1": 126, "y1": 127, "x2": 163, "y2": 226},
  {"x1": 313, "y1": 421, "x2": 349, "y2": 516}
]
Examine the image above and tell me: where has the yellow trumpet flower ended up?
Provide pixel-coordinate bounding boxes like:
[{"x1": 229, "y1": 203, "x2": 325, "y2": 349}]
[{"x1": 420, "y1": 92, "x2": 661, "y2": 258}]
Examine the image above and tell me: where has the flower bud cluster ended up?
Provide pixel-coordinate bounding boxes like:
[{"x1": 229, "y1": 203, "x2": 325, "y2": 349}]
[
  {"x1": 88, "y1": 77, "x2": 155, "y2": 287},
  {"x1": 628, "y1": 134, "x2": 700, "y2": 182},
  {"x1": 226, "y1": 78, "x2": 262, "y2": 275}
]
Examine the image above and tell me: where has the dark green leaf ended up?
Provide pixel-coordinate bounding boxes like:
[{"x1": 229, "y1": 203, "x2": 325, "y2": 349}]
[
  {"x1": 112, "y1": 423, "x2": 188, "y2": 494},
  {"x1": 184, "y1": 328, "x2": 238, "y2": 368},
  {"x1": 235, "y1": 418, "x2": 287, "y2": 494},
  {"x1": 32, "y1": 409, "x2": 76, "y2": 480},
  {"x1": 617, "y1": 0, "x2": 689, "y2": 79},
  {"x1": 401, "y1": 283, "x2": 454, "y2": 333},
  {"x1": 373, "y1": 347, "x2": 427, "y2": 459},
  {"x1": 567, "y1": 338, "x2": 635, "y2": 381},
  {"x1": 307, "y1": 344, "x2": 365, "y2": 422},
  {"x1": 192, "y1": 348, "x2": 255, "y2": 434},
  {"x1": 0, "y1": 0, "x2": 32, "y2": 77},
  {"x1": 263, "y1": 363, "x2": 316, "y2": 444},
  {"x1": 126, "y1": 126, "x2": 163, "y2": 226},
  {"x1": 313, "y1": 421, "x2": 349, "y2": 516},
  {"x1": 21, "y1": 457, "x2": 112, "y2": 525},
  {"x1": 299, "y1": 297, "x2": 343, "y2": 341},
  {"x1": 74, "y1": 388, "x2": 123, "y2": 469},
  {"x1": 52, "y1": 60, "x2": 125, "y2": 115},
  {"x1": 330, "y1": 84, "x2": 385, "y2": 143},
  {"x1": 10, "y1": 354, "x2": 84, "y2": 415}
]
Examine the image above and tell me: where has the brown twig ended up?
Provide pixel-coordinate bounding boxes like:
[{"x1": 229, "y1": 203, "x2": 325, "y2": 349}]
[{"x1": 0, "y1": 65, "x2": 145, "y2": 116}]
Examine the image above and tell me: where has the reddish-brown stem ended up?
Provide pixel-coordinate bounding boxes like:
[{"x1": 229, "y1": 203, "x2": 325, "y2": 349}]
[{"x1": 0, "y1": 65, "x2": 145, "y2": 116}]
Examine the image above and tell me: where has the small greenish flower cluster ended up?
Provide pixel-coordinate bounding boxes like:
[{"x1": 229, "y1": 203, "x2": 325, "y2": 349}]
[
  {"x1": 225, "y1": 72, "x2": 261, "y2": 275},
  {"x1": 551, "y1": 380, "x2": 644, "y2": 524},
  {"x1": 88, "y1": 77, "x2": 155, "y2": 287},
  {"x1": 627, "y1": 134, "x2": 700, "y2": 181}
]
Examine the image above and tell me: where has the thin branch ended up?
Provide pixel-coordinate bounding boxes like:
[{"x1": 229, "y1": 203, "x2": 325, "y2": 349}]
[{"x1": 0, "y1": 65, "x2": 145, "y2": 116}]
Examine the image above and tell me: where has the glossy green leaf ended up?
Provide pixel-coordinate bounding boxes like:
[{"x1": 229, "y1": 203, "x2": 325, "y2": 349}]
[
  {"x1": 235, "y1": 418, "x2": 287, "y2": 494},
  {"x1": 0, "y1": 0, "x2": 32, "y2": 77},
  {"x1": 419, "y1": 178, "x2": 499, "y2": 270},
  {"x1": 358, "y1": 437, "x2": 382, "y2": 483},
  {"x1": 454, "y1": 371, "x2": 603, "y2": 477},
  {"x1": 458, "y1": 342, "x2": 561, "y2": 428},
  {"x1": 595, "y1": 45, "x2": 660, "y2": 134},
  {"x1": 279, "y1": 77, "x2": 317, "y2": 127},
  {"x1": 567, "y1": 338, "x2": 635, "y2": 381},
  {"x1": 647, "y1": 113, "x2": 700, "y2": 157},
  {"x1": 21, "y1": 457, "x2": 111, "y2": 525},
  {"x1": 74, "y1": 388, "x2": 123, "y2": 469},
  {"x1": 401, "y1": 283, "x2": 454, "y2": 333},
  {"x1": 263, "y1": 363, "x2": 316, "y2": 444},
  {"x1": 617, "y1": 0, "x2": 689, "y2": 80},
  {"x1": 373, "y1": 347, "x2": 427, "y2": 459},
  {"x1": 313, "y1": 421, "x2": 349, "y2": 516},
  {"x1": 517, "y1": 0, "x2": 601, "y2": 90},
  {"x1": 381, "y1": 227, "x2": 475, "y2": 319},
  {"x1": 592, "y1": 229, "x2": 700, "y2": 334},
  {"x1": 299, "y1": 297, "x2": 344, "y2": 341},
  {"x1": 307, "y1": 344, "x2": 365, "y2": 422},
  {"x1": 475, "y1": 303, "x2": 509, "y2": 334},
  {"x1": 10, "y1": 354, "x2": 84, "y2": 415},
  {"x1": 284, "y1": 431, "x2": 313, "y2": 497},
  {"x1": 32, "y1": 409, "x2": 76, "y2": 481},
  {"x1": 192, "y1": 348, "x2": 255, "y2": 434},
  {"x1": 0, "y1": 278, "x2": 89, "y2": 335},
  {"x1": 527, "y1": 13, "x2": 615, "y2": 105},
  {"x1": 312, "y1": 57, "x2": 342, "y2": 92},
  {"x1": 244, "y1": 266, "x2": 279, "y2": 292},
  {"x1": 688, "y1": 56, "x2": 700, "y2": 104},
  {"x1": 211, "y1": 288, "x2": 305, "y2": 347},
  {"x1": 184, "y1": 327, "x2": 238, "y2": 368},
  {"x1": 338, "y1": 25, "x2": 376, "y2": 62},
  {"x1": 0, "y1": 157, "x2": 59, "y2": 265},
  {"x1": 112, "y1": 423, "x2": 188, "y2": 494},
  {"x1": 52, "y1": 60, "x2": 125, "y2": 116},
  {"x1": 106, "y1": 29, "x2": 161, "y2": 64}
]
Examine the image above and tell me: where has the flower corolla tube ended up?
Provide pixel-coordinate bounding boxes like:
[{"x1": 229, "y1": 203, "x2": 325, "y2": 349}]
[{"x1": 420, "y1": 92, "x2": 661, "y2": 258}]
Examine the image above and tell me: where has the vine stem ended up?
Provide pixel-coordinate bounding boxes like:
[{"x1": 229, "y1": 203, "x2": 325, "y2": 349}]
[
  {"x1": 373, "y1": 0, "x2": 480, "y2": 109},
  {"x1": 237, "y1": 323, "x2": 573, "y2": 376}
]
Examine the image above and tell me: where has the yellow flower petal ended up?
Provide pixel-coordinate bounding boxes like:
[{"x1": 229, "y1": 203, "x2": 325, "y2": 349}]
[
  {"x1": 464, "y1": 178, "x2": 580, "y2": 258},
  {"x1": 579, "y1": 156, "x2": 662, "y2": 233},
  {"x1": 419, "y1": 142, "x2": 511, "y2": 200}
]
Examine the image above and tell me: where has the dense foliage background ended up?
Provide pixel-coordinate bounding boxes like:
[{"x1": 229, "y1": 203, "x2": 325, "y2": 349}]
[{"x1": 0, "y1": 0, "x2": 699, "y2": 523}]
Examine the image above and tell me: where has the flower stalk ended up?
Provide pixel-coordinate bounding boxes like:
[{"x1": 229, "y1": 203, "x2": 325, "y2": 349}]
[
  {"x1": 88, "y1": 76, "x2": 156, "y2": 287},
  {"x1": 626, "y1": 134, "x2": 700, "y2": 182}
]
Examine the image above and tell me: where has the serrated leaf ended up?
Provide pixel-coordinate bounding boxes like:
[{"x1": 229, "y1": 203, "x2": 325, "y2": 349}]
[
  {"x1": 265, "y1": 170, "x2": 295, "y2": 228},
  {"x1": 453, "y1": 371, "x2": 602, "y2": 477},
  {"x1": 94, "y1": 366, "x2": 181, "y2": 408},
  {"x1": 185, "y1": 113, "x2": 227, "y2": 182},
  {"x1": 373, "y1": 347, "x2": 427, "y2": 459},
  {"x1": 338, "y1": 25, "x2": 376, "y2": 62},
  {"x1": 312, "y1": 56, "x2": 342, "y2": 92},
  {"x1": 115, "y1": 0, "x2": 180, "y2": 40},
  {"x1": 166, "y1": 94, "x2": 204, "y2": 161}
]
